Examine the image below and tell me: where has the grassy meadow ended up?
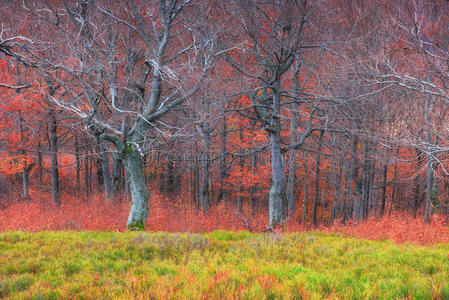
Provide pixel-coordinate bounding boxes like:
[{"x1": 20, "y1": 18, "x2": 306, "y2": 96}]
[{"x1": 1, "y1": 230, "x2": 449, "y2": 299}]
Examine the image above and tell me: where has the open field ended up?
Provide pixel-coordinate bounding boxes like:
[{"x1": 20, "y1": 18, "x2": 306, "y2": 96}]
[{"x1": 1, "y1": 231, "x2": 449, "y2": 299}]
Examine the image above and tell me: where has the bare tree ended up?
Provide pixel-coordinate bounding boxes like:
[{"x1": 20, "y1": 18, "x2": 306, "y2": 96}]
[
  {"x1": 11, "y1": 0, "x2": 217, "y2": 229},
  {"x1": 223, "y1": 0, "x2": 332, "y2": 227}
]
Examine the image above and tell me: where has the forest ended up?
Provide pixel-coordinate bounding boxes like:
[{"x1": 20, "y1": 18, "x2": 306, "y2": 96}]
[
  {"x1": 2, "y1": 0, "x2": 449, "y2": 298},
  {"x1": 0, "y1": 0, "x2": 448, "y2": 231}
]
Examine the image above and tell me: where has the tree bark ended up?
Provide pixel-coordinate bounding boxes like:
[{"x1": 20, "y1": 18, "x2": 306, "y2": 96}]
[
  {"x1": 22, "y1": 162, "x2": 33, "y2": 199},
  {"x1": 286, "y1": 136, "x2": 297, "y2": 214},
  {"x1": 112, "y1": 154, "x2": 122, "y2": 199},
  {"x1": 89, "y1": 153, "x2": 93, "y2": 192},
  {"x1": 380, "y1": 164, "x2": 388, "y2": 216},
  {"x1": 412, "y1": 151, "x2": 424, "y2": 217},
  {"x1": 49, "y1": 108, "x2": 60, "y2": 205},
  {"x1": 123, "y1": 145, "x2": 149, "y2": 230},
  {"x1": 216, "y1": 114, "x2": 228, "y2": 204},
  {"x1": 330, "y1": 137, "x2": 341, "y2": 226},
  {"x1": 312, "y1": 130, "x2": 324, "y2": 227},
  {"x1": 424, "y1": 153, "x2": 434, "y2": 223},
  {"x1": 84, "y1": 147, "x2": 90, "y2": 198},
  {"x1": 96, "y1": 151, "x2": 104, "y2": 192},
  {"x1": 199, "y1": 124, "x2": 212, "y2": 214},
  {"x1": 100, "y1": 141, "x2": 113, "y2": 199},
  {"x1": 424, "y1": 97, "x2": 433, "y2": 223},
  {"x1": 342, "y1": 166, "x2": 351, "y2": 224},
  {"x1": 250, "y1": 153, "x2": 257, "y2": 214},
  {"x1": 37, "y1": 141, "x2": 43, "y2": 190},
  {"x1": 268, "y1": 81, "x2": 286, "y2": 228},
  {"x1": 236, "y1": 126, "x2": 244, "y2": 213},
  {"x1": 302, "y1": 154, "x2": 309, "y2": 225},
  {"x1": 193, "y1": 141, "x2": 200, "y2": 209},
  {"x1": 111, "y1": 116, "x2": 128, "y2": 199},
  {"x1": 390, "y1": 150, "x2": 399, "y2": 214},
  {"x1": 75, "y1": 135, "x2": 81, "y2": 193},
  {"x1": 269, "y1": 130, "x2": 286, "y2": 228},
  {"x1": 19, "y1": 119, "x2": 31, "y2": 199},
  {"x1": 287, "y1": 62, "x2": 300, "y2": 215},
  {"x1": 351, "y1": 135, "x2": 362, "y2": 221}
]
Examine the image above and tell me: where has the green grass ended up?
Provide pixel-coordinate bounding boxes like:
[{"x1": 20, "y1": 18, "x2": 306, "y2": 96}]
[{"x1": 1, "y1": 230, "x2": 449, "y2": 299}]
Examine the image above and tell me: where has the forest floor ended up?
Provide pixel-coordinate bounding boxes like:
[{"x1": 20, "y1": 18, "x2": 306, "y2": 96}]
[{"x1": 1, "y1": 230, "x2": 449, "y2": 299}]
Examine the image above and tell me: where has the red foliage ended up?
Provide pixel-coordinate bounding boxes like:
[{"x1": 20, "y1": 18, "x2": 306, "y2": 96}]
[
  {"x1": 1, "y1": 190, "x2": 448, "y2": 246},
  {"x1": 0, "y1": 189, "x2": 129, "y2": 231},
  {"x1": 0, "y1": 189, "x2": 268, "y2": 233},
  {"x1": 325, "y1": 213, "x2": 449, "y2": 246},
  {"x1": 145, "y1": 194, "x2": 268, "y2": 232}
]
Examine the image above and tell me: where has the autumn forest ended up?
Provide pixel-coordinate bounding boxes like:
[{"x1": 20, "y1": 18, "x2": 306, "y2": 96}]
[{"x1": 4, "y1": 0, "x2": 449, "y2": 298}]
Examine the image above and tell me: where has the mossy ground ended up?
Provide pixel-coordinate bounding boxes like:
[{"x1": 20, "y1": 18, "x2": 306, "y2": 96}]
[{"x1": 1, "y1": 230, "x2": 449, "y2": 299}]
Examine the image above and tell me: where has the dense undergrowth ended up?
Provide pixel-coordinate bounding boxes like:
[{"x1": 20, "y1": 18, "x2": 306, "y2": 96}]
[
  {"x1": 1, "y1": 230, "x2": 449, "y2": 299},
  {"x1": 1, "y1": 189, "x2": 449, "y2": 245}
]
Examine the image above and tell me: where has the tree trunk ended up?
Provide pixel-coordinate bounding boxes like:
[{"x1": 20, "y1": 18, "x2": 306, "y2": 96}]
[
  {"x1": 268, "y1": 80, "x2": 286, "y2": 228},
  {"x1": 75, "y1": 135, "x2": 81, "y2": 193},
  {"x1": 96, "y1": 151, "x2": 104, "y2": 192},
  {"x1": 360, "y1": 141, "x2": 373, "y2": 220},
  {"x1": 302, "y1": 154, "x2": 309, "y2": 225},
  {"x1": 250, "y1": 153, "x2": 257, "y2": 214},
  {"x1": 123, "y1": 146, "x2": 150, "y2": 230},
  {"x1": 367, "y1": 160, "x2": 376, "y2": 218},
  {"x1": 199, "y1": 125, "x2": 211, "y2": 214},
  {"x1": 330, "y1": 185, "x2": 339, "y2": 226},
  {"x1": 312, "y1": 130, "x2": 324, "y2": 227},
  {"x1": 287, "y1": 62, "x2": 300, "y2": 215},
  {"x1": 49, "y1": 108, "x2": 60, "y2": 205},
  {"x1": 85, "y1": 148, "x2": 90, "y2": 198},
  {"x1": 342, "y1": 167, "x2": 351, "y2": 224},
  {"x1": 237, "y1": 155, "x2": 244, "y2": 213},
  {"x1": 330, "y1": 138, "x2": 341, "y2": 226},
  {"x1": 389, "y1": 148, "x2": 399, "y2": 214},
  {"x1": 236, "y1": 126, "x2": 244, "y2": 213},
  {"x1": 286, "y1": 149, "x2": 297, "y2": 215},
  {"x1": 37, "y1": 141, "x2": 43, "y2": 190},
  {"x1": 351, "y1": 135, "x2": 362, "y2": 221},
  {"x1": 19, "y1": 119, "x2": 30, "y2": 199},
  {"x1": 412, "y1": 152, "x2": 423, "y2": 217},
  {"x1": 22, "y1": 162, "x2": 30, "y2": 198},
  {"x1": 193, "y1": 141, "x2": 200, "y2": 209},
  {"x1": 100, "y1": 141, "x2": 113, "y2": 199},
  {"x1": 380, "y1": 164, "x2": 388, "y2": 216},
  {"x1": 112, "y1": 154, "x2": 122, "y2": 199},
  {"x1": 424, "y1": 153, "x2": 434, "y2": 223},
  {"x1": 269, "y1": 130, "x2": 285, "y2": 228},
  {"x1": 89, "y1": 153, "x2": 93, "y2": 192},
  {"x1": 190, "y1": 153, "x2": 196, "y2": 207},
  {"x1": 424, "y1": 97, "x2": 433, "y2": 223},
  {"x1": 216, "y1": 115, "x2": 228, "y2": 203}
]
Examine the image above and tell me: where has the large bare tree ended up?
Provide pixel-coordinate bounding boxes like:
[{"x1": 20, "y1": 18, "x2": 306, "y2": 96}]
[
  {"x1": 8, "y1": 0, "x2": 217, "y2": 229},
  {"x1": 223, "y1": 0, "x2": 335, "y2": 227}
]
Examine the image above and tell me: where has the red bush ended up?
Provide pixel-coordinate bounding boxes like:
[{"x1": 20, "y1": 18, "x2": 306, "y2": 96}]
[{"x1": 1, "y1": 190, "x2": 448, "y2": 245}]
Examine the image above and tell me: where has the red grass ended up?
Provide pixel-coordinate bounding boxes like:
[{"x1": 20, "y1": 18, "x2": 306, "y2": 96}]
[
  {"x1": 1, "y1": 190, "x2": 448, "y2": 245},
  {"x1": 327, "y1": 212, "x2": 449, "y2": 246}
]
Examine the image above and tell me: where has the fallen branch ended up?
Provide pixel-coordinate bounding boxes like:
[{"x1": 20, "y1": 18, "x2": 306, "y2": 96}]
[{"x1": 0, "y1": 82, "x2": 30, "y2": 90}]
